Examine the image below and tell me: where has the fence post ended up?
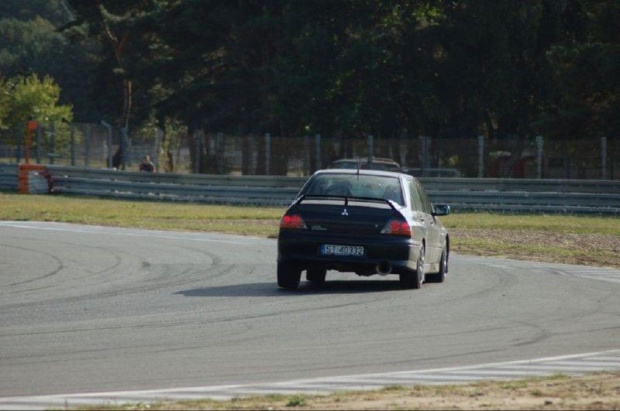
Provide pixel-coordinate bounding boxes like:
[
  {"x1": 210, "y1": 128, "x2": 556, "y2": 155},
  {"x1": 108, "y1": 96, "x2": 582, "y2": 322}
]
[
  {"x1": 315, "y1": 134, "x2": 321, "y2": 170},
  {"x1": 421, "y1": 136, "x2": 431, "y2": 177},
  {"x1": 85, "y1": 124, "x2": 91, "y2": 167},
  {"x1": 303, "y1": 135, "x2": 310, "y2": 175},
  {"x1": 601, "y1": 136, "x2": 607, "y2": 180},
  {"x1": 217, "y1": 132, "x2": 224, "y2": 174},
  {"x1": 399, "y1": 135, "x2": 407, "y2": 170},
  {"x1": 265, "y1": 133, "x2": 271, "y2": 175},
  {"x1": 367, "y1": 135, "x2": 374, "y2": 167},
  {"x1": 36, "y1": 124, "x2": 42, "y2": 163},
  {"x1": 155, "y1": 127, "x2": 163, "y2": 171},
  {"x1": 101, "y1": 121, "x2": 113, "y2": 168},
  {"x1": 478, "y1": 135, "x2": 484, "y2": 178},
  {"x1": 70, "y1": 124, "x2": 76, "y2": 166},
  {"x1": 16, "y1": 123, "x2": 23, "y2": 163},
  {"x1": 49, "y1": 122, "x2": 56, "y2": 165},
  {"x1": 536, "y1": 135, "x2": 544, "y2": 179},
  {"x1": 120, "y1": 127, "x2": 129, "y2": 170},
  {"x1": 194, "y1": 129, "x2": 201, "y2": 174}
]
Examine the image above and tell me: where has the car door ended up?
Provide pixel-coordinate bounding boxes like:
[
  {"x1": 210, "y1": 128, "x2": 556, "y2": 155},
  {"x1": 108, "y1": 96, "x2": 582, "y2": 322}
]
[
  {"x1": 416, "y1": 182, "x2": 442, "y2": 265},
  {"x1": 407, "y1": 180, "x2": 427, "y2": 246}
]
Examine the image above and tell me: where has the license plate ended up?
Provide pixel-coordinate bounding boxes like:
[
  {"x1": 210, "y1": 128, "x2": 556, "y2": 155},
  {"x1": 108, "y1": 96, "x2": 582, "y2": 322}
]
[{"x1": 320, "y1": 244, "x2": 364, "y2": 257}]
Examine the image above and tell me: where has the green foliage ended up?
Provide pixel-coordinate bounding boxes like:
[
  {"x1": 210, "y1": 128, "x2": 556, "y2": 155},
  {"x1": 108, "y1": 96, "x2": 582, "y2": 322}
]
[
  {"x1": 3, "y1": 73, "x2": 72, "y2": 126},
  {"x1": 286, "y1": 394, "x2": 307, "y2": 407},
  {"x1": 4, "y1": 0, "x2": 619, "y2": 147},
  {"x1": 0, "y1": 17, "x2": 67, "y2": 79},
  {"x1": 0, "y1": 0, "x2": 72, "y2": 26},
  {"x1": 0, "y1": 73, "x2": 73, "y2": 148}
]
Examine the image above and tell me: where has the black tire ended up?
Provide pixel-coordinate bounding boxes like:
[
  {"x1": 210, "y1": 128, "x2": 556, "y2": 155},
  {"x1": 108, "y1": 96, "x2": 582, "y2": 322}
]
[
  {"x1": 306, "y1": 268, "x2": 327, "y2": 284},
  {"x1": 400, "y1": 245, "x2": 424, "y2": 289},
  {"x1": 427, "y1": 248, "x2": 447, "y2": 283},
  {"x1": 277, "y1": 262, "x2": 301, "y2": 289}
]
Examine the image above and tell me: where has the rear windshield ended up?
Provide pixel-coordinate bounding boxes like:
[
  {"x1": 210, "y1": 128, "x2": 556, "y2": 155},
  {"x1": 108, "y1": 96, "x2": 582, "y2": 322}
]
[{"x1": 301, "y1": 173, "x2": 404, "y2": 205}]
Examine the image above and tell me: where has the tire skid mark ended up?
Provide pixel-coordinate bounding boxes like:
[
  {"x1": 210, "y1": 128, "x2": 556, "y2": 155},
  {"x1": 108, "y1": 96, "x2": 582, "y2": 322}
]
[
  {"x1": 0, "y1": 289, "x2": 397, "y2": 339},
  {"x1": 0, "y1": 243, "x2": 64, "y2": 288}
]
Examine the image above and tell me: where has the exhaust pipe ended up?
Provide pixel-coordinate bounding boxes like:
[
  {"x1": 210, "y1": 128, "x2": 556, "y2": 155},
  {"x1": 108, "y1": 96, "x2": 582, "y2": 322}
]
[{"x1": 376, "y1": 260, "x2": 392, "y2": 275}]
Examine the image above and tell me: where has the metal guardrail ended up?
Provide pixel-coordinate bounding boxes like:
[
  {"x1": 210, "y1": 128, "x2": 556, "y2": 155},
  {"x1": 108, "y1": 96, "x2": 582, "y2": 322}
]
[
  {"x1": 0, "y1": 163, "x2": 18, "y2": 191},
  {"x1": 1, "y1": 164, "x2": 618, "y2": 214}
]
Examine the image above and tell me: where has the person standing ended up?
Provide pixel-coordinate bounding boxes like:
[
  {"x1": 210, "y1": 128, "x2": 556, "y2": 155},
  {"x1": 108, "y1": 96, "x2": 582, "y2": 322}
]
[{"x1": 139, "y1": 155, "x2": 156, "y2": 172}]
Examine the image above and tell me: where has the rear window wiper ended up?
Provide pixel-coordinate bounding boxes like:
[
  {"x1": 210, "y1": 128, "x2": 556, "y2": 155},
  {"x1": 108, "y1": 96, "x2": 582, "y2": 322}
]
[{"x1": 294, "y1": 194, "x2": 399, "y2": 212}]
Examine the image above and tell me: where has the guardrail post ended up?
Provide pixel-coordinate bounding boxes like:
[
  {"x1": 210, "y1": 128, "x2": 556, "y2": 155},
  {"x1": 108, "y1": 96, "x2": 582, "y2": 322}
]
[
  {"x1": 265, "y1": 133, "x2": 271, "y2": 175},
  {"x1": 478, "y1": 135, "x2": 484, "y2": 178},
  {"x1": 49, "y1": 122, "x2": 56, "y2": 165},
  {"x1": 70, "y1": 124, "x2": 76, "y2": 166},
  {"x1": 601, "y1": 136, "x2": 607, "y2": 180},
  {"x1": 367, "y1": 134, "x2": 374, "y2": 165},
  {"x1": 536, "y1": 135, "x2": 543, "y2": 179},
  {"x1": 85, "y1": 124, "x2": 91, "y2": 167},
  {"x1": 315, "y1": 134, "x2": 321, "y2": 170}
]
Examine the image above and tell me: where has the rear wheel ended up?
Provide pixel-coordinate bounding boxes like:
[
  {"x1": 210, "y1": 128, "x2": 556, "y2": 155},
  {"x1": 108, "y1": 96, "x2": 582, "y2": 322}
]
[
  {"x1": 400, "y1": 245, "x2": 424, "y2": 289},
  {"x1": 277, "y1": 262, "x2": 301, "y2": 289},
  {"x1": 306, "y1": 268, "x2": 327, "y2": 284}
]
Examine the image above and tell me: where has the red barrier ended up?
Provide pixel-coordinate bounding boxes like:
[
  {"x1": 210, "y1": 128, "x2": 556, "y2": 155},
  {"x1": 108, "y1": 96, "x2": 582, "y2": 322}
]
[{"x1": 17, "y1": 164, "x2": 47, "y2": 194}]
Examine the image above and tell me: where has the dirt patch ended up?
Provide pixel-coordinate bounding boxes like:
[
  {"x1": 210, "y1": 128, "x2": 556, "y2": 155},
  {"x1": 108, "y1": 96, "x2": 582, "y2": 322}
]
[
  {"x1": 295, "y1": 372, "x2": 620, "y2": 410},
  {"x1": 125, "y1": 373, "x2": 620, "y2": 410}
]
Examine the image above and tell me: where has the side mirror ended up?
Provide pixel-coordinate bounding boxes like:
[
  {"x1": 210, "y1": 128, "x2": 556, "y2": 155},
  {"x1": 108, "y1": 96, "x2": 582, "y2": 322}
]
[{"x1": 432, "y1": 204, "x2": 450, "y2": 216}]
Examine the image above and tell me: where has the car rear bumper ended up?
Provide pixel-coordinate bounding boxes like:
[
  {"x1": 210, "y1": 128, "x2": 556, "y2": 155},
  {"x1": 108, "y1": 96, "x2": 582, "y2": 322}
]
[{"x1": 278, "y1": 230, "x2": 421, "y2": 275}]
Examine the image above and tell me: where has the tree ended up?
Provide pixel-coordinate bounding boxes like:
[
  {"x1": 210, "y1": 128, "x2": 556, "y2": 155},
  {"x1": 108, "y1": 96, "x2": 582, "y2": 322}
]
[
  {"x1": 0, "y1": 73, "x2": 73, "y2": 135},
  {"x1": 65, "y1": 0, "x2": 157, "y2": 129},
  {"x1": 541, "y1": 0, "x2": 619, "y2": 140},
  {"x1": 0, "y1": 0, "x2": 73, "y2": 26}
]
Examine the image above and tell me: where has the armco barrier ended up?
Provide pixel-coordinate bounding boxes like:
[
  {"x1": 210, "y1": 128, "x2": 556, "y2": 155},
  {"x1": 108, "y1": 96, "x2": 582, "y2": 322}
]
[
  {"x1": 0, "y1": 163, "x2": 18, "y2": 191},
  {"x1": 1, "y1": 164, "x2": 618, "y2": 215}
]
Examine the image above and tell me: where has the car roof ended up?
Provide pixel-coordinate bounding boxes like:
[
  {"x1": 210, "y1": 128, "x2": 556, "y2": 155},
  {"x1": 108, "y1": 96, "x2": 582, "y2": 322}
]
[
  {"x1": 332, "y1": 157, "x2": 399, "y2": 164},
  {"x1": 313, "y1": 168, "x2": 412, "y2": 179}
]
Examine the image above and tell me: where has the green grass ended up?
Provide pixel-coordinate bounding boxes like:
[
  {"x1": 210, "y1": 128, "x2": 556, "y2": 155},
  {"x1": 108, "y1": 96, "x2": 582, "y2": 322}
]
[
  {"x1": 1, "y1": 192, "x2": 618, "y2": 267},
  {"x1": 2, "y1": 193, "x2": 617, "y2": 236},
  {"x1": 442, "y1": 212, "x2": 620, "y2": 236},
  {"x1": 0, "y1": 193, "x2": 283, "y2": 236}
]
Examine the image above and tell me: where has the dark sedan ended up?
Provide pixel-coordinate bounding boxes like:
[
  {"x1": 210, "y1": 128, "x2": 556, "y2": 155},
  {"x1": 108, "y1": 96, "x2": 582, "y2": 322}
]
[{"x1": 277, "y1": 169, "x2": 450, "y2": 289}]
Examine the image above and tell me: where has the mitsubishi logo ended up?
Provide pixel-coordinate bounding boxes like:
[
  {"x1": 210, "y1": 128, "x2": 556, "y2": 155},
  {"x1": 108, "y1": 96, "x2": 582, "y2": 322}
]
[{"x1": 342, "y1": 208, "x2": 349, "y2": 216}]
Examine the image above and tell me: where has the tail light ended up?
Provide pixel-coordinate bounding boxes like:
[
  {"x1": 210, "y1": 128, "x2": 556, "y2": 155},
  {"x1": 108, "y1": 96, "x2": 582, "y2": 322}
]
[
  {"x1": 381, "y1": 219, "x2": 412, "y2": 237},
  {"x1": 280, "y1": 214, "x2": 307, "y2": 230}
]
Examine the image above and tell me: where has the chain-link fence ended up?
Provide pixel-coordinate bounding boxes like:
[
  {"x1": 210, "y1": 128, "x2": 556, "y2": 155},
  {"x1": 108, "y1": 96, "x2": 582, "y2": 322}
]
[{"x1": 1, "y1": 123, "x2": 617, "y2": 179}]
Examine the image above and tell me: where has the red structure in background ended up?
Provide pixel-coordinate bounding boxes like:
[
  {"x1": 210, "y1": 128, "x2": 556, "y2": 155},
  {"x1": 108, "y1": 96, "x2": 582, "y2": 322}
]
[{"x1": 25, "y1": 120, "x2": 37, "y2": 164}]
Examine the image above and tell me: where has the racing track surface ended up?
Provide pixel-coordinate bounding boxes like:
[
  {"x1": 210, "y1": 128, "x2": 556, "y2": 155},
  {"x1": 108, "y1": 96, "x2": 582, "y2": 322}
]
[{"x1": 1, "y1": 222, "x2": 619, "y2": 405}]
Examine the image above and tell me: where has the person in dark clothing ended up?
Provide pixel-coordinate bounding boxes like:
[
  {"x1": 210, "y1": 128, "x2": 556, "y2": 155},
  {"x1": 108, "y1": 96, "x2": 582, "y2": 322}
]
[{"x1": 139, "y1": 155, "x2": 156, "y2": 172}]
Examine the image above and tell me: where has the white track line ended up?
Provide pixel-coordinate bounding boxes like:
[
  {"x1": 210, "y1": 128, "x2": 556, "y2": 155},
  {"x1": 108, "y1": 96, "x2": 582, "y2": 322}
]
[{"x1": 2, "y1": 349, "x2": 620, "y2": 410}]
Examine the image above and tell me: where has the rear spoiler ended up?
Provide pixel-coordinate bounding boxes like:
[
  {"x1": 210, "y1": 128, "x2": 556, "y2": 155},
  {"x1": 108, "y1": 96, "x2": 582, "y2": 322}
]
[{"x1": 293, "y1": 194, "x2": 399, "y2": 212}]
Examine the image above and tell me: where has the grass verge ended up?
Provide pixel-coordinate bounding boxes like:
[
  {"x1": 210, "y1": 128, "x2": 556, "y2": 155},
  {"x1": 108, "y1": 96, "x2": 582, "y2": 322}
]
[
  {"x1": 85, "y1": 372, "x2": 620, "y2": 410},
  {"x1": 1, "y1": 193, "x2": 618, "y2": 268}
]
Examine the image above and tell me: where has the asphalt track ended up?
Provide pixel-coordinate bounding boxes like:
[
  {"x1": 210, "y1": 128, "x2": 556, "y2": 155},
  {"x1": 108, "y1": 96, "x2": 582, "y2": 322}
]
[{"x1": 1, "y1": 222, "x2": 619, "y2": 402}]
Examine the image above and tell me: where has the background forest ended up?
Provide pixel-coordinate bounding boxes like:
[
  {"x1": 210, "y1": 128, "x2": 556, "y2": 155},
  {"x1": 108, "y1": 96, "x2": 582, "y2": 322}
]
[{"x1": 0, "y1": 0, "x2": 618, "y2": 176}]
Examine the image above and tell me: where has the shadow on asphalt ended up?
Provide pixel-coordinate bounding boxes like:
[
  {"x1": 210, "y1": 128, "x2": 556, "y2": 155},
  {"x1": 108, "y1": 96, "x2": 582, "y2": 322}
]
[{"x1": 175, "y1": 279, "x2": 403, "y2": 297}]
